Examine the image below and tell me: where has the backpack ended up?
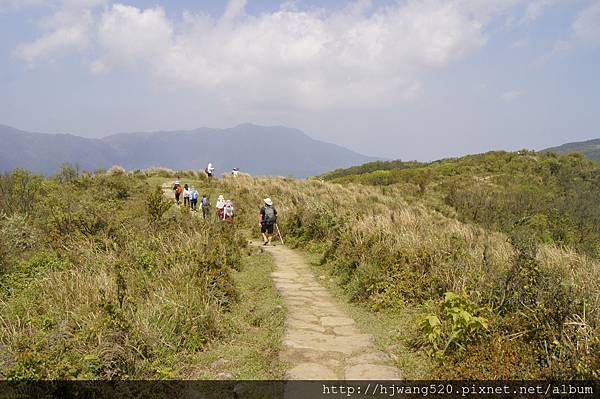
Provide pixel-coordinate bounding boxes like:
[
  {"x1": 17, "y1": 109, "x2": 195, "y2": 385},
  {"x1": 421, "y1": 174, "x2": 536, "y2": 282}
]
[
  {"x1": 263, "y1": 206, "x2": 276, "y2": 224},
  {"x1": 176, "y1": 186, "x2": 183, "y2": 194},
  {"x1": 191, "y1": 191, "x2": 198, "y2": 200},
  {"x1": 202, "y1": 198, "x2": 209, "y2": 206}
]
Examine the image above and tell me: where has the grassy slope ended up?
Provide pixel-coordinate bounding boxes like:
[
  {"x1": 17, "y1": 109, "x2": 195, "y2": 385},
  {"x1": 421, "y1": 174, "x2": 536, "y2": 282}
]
[
  {"x1": 182, "y1": 251, "x2": 286, "y2": 379},
  {"x1": 323, "y1": 151, "x2": 600, "y2": 257},
  {"x1": 2, "y1": 160, "x2": 599, "y2": 380},
  {"x1": 206, "y1": 165, "x2": 599, "y2": 379},
  {"x1": 0, "y1": 170, "x2": 284, "y2": 380}
]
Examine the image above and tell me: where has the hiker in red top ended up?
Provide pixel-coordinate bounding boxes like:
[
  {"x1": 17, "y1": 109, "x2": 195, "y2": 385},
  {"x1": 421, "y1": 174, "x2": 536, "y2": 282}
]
[{"x1": 173, "y1": 181, "x2": 182, "y2": 205}]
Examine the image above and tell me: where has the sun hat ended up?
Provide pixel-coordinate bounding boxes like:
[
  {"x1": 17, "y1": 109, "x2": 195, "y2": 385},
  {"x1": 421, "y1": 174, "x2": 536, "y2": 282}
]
[
  {"x1": 218, "y1": 195, "x2": 224, "y2": 200},
  {"x1": 264, "y1": 198, "x2": 273, "y2": 206}
]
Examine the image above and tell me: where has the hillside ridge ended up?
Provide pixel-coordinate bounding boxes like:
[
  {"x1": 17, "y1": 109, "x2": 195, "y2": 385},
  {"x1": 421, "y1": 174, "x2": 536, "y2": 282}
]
[
  {"x1": 0, "y1": 123, "x2": 378, "y2": 178},
  {"x1": 542, "y1": 137, "x2": 600, "y2": 161}
]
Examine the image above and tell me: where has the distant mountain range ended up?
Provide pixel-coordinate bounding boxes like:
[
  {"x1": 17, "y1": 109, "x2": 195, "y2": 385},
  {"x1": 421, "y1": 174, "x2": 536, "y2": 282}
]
[
  {"x1": 542, "y1": 139, "x2": 600, "y2": 161},
  {"x1": 0, "y1": 123, "x2": 379, "y2": 178}
]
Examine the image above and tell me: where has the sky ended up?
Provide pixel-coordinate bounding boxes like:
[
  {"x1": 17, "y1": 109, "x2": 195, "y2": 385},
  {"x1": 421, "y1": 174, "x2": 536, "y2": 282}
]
[{"x1": 0, "y1": 0, "x2": 599, "y2": 160}]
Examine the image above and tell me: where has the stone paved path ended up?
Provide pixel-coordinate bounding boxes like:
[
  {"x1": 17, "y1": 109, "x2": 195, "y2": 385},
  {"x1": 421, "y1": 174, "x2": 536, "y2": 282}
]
[{"x1": 262, "y1": 243, "x2": 403, "y2": 380}]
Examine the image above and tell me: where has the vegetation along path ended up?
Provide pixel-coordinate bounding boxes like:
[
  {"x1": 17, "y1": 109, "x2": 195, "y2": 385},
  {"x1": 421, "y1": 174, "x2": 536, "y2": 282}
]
[
  {"x1": 262, "y1": 243, "x2": 402, "y2": 380},
  {"x1": 162, "y1": 180, "x2": 401, "y2": 379}
]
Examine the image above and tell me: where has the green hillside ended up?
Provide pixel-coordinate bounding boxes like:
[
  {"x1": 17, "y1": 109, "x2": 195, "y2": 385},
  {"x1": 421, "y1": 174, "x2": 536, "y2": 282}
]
[
  {"x1": 1, "y1": 158, "x2": 599, "y2": 381},
  {"x1": 543, "y1": 138, "x2": 600, "y2": 161},
  {"x1": 324, "y1": 150, "x2": 600, "y2": 257}
]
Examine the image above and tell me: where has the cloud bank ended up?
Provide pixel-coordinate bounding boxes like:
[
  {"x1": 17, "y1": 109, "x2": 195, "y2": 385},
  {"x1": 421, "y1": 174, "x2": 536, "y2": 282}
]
[{"x1": 13, "y1": 0, "x2": 582, "y2": 111}]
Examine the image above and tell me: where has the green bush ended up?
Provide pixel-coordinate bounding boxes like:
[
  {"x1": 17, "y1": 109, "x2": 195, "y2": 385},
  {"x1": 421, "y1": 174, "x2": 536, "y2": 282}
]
[
  {"x1": 0, "y1": 169, "x2": 43, "y2": 215},
  {"x1": 145, "y1": 186, "x2": 172, "y2": 223},
  {"x1": 0, "y1": 213, "x2": 38, "y2": 252},
  {"x1": 420, "y1": 292, "x2": 489, "y2": 358}
]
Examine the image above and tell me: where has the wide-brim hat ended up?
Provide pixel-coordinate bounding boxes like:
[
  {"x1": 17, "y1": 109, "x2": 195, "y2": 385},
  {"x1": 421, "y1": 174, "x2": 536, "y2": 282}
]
[
  {"x1": 264, "y1": 198, "x2": 273, "y2": 206},
  {"x1": 218, "y1": 195, "x2": 224, "y2": 200}
]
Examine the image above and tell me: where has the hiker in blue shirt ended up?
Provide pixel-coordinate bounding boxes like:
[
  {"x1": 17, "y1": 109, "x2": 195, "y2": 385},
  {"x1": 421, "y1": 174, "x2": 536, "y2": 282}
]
[
  {"x1": 190, "y1": 187, "x2": 199, "y2": 212},
  {"x1": 201, "y1": 195, "x2": 211, "y2": 219}
]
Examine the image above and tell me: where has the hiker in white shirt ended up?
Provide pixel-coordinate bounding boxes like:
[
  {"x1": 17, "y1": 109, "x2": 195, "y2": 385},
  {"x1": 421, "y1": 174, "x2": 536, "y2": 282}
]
[
  {"x1": 206, "y1": 163, "x2": 215, "y2": 178},
  {"x1": 183, "y1": 184, "x2": 191, "y2": 207}
]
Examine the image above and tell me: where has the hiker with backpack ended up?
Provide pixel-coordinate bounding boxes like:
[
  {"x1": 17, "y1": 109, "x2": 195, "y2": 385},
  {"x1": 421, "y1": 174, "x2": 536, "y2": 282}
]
[
  {"x1": 201, "y1": 195, "x2": 210, "y2": 219},
  {"x1": 223, "y1": 200, "x2": 234, "y2": 223},
  {"x1": 259, "y1": 198, "x2": 277, "y2": 246},
  {"x1": 173, "y1": 181, "x2": 182, "y2": 205},
  {"x1": 190, "y1": 187, "x2": 199, "y2": 212},
  {"x1": 183, "y1": 184, "x2": 191, "y2": 207},
  {"x1": 216, "y1": 195, "x2": 226, "y2": 220}
]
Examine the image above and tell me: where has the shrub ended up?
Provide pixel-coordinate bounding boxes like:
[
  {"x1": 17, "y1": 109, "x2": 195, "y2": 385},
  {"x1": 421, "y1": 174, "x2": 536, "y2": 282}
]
[
  {"x1": 145, "y1": 186, "x2": 172, "y2": 223},
  {"x1": 0, "y1": 169, "x2": 43, "y2": 215},
  {"x1": 420, "y1": 292, "x2": 489, "y2": 358},
  {"x1": 107, "y1": 165, "x2": 126, "y2": 176},
  {"x1": 0, "y1": 213, "x2": 38, "y2": 252},
  {"x1": 55, "y1": 163, "x2": 78, "y2": 184},
  {"x1": 0, "y1": 252, "x2": 69, "y2": 298}
]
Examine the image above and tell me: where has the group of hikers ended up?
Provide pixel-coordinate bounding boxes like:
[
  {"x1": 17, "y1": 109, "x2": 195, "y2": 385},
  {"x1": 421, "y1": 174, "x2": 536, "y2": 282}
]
[
  {"x1": 203, "y1": 162, "x2": 240, "y2": 179},
  {"x1": 172, "y1": 181, "x2": 234, "y2": 221},
  {"x1": 172, "y1": 180, "x2": 278, "y2": 245}
]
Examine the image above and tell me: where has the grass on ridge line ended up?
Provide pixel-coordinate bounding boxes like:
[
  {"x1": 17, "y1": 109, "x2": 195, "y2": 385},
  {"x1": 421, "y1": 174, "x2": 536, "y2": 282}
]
[
  {"x1": 300, "y1": 250, "x2": 433, "y2": 379},
  {"x1": 184, "y1": 250, "x2": 286, "y2": 380}
]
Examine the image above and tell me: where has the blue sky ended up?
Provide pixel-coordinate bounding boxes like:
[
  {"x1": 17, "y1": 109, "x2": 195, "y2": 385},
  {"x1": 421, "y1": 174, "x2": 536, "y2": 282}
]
[{"x1": 1, "y1": 0, "x2": 599, "y2": 160}]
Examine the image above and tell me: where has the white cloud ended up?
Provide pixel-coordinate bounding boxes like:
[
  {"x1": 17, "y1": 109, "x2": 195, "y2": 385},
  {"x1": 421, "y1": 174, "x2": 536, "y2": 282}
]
[
  {"x1": 538, "y1": 0, "x2": 600, "y2": 67},
  {"x1": 16, "y1": 11, "x2": 93, "y2": 62},
  {"x1": 88, "y1": 0, "x2": 505, "y2": 109},
  {"x1": 520, "y1": 0, "x2": 560, "y2": 24},
  {"x1": 16, "y1": 0, "x2": 531, "y2": 110},
  {"x1": 500, "y1": 90, "x2": 524, "y2": 101},
  {"x1": 14, "y1": 0, "x2": 106, "y2": 62},
  {"x1": 90, "y1": 4, "x2": 173, "y2": 74},
  {"x1": 573, "y1": 0, "x2": 600, "y2": 44}
]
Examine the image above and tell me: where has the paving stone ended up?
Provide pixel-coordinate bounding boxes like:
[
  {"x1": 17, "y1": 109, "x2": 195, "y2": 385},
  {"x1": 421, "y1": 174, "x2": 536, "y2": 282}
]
[
  {"x1": 286, "y1": 363, "x2": 337, "y2": 380},
  {"x1": 332, "y1": 325, "x2": 361, "y2": 336},
  {"x1": 344, "y1": 364, "x2": 402, "y2": 380},
  {"x1": 286, "y1": 319, "x2": 327, "y2": 333},
  {"x1": 287, "y1": 313, "x2": 319, "y2": 323},
  {"x1": 320, "y1": 316, "x2": 355, "y2": 327},
  {"x1": 347, "y1": 351, "x2": 391, "y2": 365},
  {"x1": 284, "y1": 330, "x2": 372, "y2": 355}
]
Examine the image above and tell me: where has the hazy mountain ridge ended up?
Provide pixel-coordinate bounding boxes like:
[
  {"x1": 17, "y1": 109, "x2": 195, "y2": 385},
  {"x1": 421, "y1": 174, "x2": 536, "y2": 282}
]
[
  {"x1": 0, "y1": 123, "x2": 378, "y2": 177},
  {"x1": 542, "y1": 138, "x2": 600, "y2": 161}
]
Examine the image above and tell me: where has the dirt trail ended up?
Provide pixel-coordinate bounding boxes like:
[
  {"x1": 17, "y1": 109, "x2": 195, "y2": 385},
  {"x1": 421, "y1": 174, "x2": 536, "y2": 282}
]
[
  {"x1": 162, "y1": 182, "x2": 176, "y2": 200},
  {"x1": 262, "y1": 243, "x2": 402, "y2": 380}
]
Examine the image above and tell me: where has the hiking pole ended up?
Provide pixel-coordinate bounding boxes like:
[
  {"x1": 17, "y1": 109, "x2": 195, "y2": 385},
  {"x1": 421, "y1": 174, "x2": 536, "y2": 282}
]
[{"x1": 275, "y1": 223, "x2": 284, "y2": 245}]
